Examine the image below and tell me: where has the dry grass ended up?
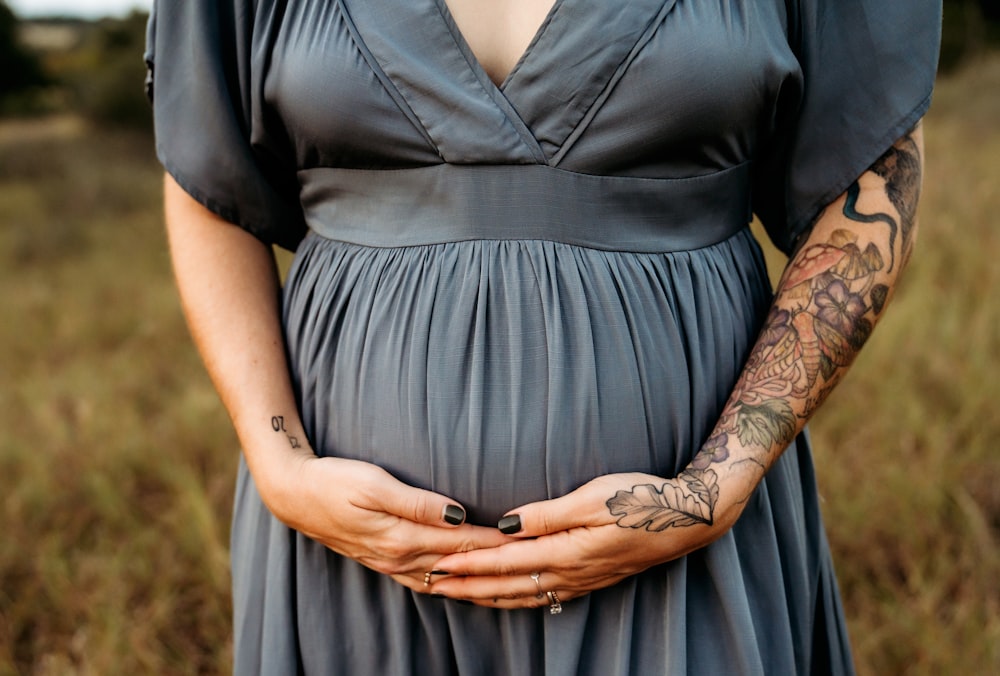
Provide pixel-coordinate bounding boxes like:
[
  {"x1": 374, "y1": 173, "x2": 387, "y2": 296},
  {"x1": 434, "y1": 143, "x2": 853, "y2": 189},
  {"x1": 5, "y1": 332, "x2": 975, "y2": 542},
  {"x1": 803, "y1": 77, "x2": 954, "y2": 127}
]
[
  {"x1": 1, "y1": 57, "x2": 998, "y2": 674},
  {"x1": 0, "y1": 120, "x2": 234, "y2": 674},
  {"x1": 808, "y1": 55, "x2": 1000, "y2": 674}
]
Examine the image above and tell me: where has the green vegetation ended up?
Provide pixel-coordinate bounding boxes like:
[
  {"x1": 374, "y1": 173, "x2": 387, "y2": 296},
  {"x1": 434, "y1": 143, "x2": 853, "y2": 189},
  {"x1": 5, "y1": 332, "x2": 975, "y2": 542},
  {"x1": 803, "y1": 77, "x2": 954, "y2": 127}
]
[
  {"x1": 1, "y1": 6, "x2": 150, "y2": 127},
  {"x1": 0, "y1": 11, "x2": 998, "y2": 674}
]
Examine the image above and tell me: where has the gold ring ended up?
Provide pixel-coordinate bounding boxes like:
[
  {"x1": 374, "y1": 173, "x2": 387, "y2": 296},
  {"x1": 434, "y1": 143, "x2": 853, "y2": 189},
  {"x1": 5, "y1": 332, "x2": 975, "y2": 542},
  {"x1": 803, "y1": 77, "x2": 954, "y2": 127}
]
[
  {"x1": 423, "y1": 571, "x2": 432, "y2": 587},
  {"x1": 546, "y1": 590, "x2": 562, "y2": 615},
  {"x1": 529, "y1": 572, "x2": 544, "y2": 599}
]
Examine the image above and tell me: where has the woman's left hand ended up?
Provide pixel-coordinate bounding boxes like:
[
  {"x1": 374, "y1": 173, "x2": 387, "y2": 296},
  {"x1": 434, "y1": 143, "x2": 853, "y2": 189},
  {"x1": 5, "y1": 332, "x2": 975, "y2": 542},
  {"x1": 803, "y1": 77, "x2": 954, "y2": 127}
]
[{"x1": 428, "y1": 470, "x2": 744, "y2": 609}]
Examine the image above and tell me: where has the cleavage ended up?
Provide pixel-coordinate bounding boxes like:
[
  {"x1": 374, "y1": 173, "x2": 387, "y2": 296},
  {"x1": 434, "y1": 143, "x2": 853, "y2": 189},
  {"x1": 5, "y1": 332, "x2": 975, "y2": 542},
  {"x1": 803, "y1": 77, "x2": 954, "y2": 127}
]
[{"x1": 443, "y1": 0, "x2": 559, "y2": 87}]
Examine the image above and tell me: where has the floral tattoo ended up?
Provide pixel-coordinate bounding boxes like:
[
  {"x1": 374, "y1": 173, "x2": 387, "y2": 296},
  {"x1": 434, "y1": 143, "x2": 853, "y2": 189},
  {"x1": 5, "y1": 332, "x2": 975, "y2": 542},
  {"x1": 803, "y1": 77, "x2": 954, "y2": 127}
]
[{"x1": 608, "y1": 130, "x2": 922, "y2": 532}]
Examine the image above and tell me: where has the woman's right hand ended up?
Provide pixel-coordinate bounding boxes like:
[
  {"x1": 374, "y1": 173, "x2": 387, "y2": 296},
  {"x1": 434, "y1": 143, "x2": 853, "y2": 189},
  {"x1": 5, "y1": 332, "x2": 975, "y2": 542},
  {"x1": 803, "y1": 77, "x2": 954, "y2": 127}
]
[{"x1": 266, "y1": 454, "x2": 512, "y2": 593}]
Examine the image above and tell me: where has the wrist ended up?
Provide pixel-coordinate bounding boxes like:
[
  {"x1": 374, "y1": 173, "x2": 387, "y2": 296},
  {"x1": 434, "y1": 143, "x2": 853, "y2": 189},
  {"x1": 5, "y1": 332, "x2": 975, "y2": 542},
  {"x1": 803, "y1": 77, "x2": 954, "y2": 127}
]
[
  {"x1": 237, "y1": 415, "x2": 317, "y2": 524},
  {"x1": 706, "y1": 449, "x2": 768, "y2": 528}
]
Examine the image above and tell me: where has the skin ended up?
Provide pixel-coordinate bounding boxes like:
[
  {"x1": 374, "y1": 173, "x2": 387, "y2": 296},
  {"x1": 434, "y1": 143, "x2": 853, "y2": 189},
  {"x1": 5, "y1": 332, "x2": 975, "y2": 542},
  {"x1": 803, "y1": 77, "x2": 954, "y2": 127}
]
[
  {"x1": 443, "y1": 0, "x2": 558, "y2": 86},
  {"x1": 165, "y1": 4, "x2": 924, "y2": 611}
]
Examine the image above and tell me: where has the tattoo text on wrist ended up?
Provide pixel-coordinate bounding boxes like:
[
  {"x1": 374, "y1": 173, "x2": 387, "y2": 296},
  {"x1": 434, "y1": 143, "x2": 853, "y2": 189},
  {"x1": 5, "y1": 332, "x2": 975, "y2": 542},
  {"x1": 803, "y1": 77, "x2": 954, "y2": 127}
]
[{"x1": 271, "y1": 415, "x2": 302, "y2": 449}]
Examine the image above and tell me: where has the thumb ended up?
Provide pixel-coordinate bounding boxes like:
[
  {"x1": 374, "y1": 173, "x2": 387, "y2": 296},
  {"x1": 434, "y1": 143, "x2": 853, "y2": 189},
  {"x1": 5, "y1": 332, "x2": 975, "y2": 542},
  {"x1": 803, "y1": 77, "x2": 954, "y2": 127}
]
[
  {"x1": 375, "y1": 481, "x2": 467, "y2": 528},
  {"x1": 497, "y1": 481, "x2": 611, "y2": 537}
]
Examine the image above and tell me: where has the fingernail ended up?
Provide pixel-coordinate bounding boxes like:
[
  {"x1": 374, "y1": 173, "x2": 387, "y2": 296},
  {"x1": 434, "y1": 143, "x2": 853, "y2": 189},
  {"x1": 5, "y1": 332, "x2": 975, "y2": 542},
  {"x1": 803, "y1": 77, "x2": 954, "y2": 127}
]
[
  {"x1": 498, "y1": 514, "x2": 522, "y2": 534},
  {"x1": 443, "y1": 504, "x2": 466, "y2": 526}
]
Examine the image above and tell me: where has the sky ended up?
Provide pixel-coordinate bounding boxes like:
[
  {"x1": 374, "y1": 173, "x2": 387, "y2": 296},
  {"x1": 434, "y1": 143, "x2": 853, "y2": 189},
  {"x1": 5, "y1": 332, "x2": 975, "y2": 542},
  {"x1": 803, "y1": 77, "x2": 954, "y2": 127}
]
[{"x1": 8, "y1": 0, "x2": 151, "y2": 19}]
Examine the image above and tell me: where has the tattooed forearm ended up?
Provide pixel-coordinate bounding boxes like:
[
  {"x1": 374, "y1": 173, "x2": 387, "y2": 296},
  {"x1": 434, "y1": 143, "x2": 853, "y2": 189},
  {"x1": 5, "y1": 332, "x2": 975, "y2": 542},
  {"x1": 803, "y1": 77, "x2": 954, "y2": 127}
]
[
  {"x1": 608, "y1": 128, "x2": 923, "y2": 532},
  {"x1": 271, "y1": 415, "x2": 303, "y2": 449}
]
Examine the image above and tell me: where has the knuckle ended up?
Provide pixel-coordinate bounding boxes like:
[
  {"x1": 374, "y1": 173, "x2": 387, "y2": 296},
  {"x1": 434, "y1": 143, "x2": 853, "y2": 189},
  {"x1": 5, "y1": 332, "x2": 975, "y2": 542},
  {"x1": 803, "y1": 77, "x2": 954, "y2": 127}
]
[
  {"x1": 457, "y1": 538, "x2": 482, "y2": 554},
  {"x1": 383, "y1": 561, "x2": 410, "y2": 576},
  {"x1": 379, "y1": 534, "x2": 414, "y2": 563},
  {"x1": 496, "y1": 563, "x2": 520, "y2": 577},
  {"x1": 373, "y1": 554, "x2": 410, "y2": 576},
  {"x1": 410, "y1": 492, "x2": 431, "y2": 523}
]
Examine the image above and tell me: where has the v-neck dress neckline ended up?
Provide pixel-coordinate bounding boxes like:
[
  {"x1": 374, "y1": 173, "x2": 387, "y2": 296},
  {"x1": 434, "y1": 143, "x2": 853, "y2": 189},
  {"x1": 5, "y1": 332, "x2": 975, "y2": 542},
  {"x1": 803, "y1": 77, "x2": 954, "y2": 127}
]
[
  {"x1": 338, "y1": 0, "x2": 678, "y2": 164},
  {"x1": 431, "y1": 0, "x2": 566, "y2": 91}
]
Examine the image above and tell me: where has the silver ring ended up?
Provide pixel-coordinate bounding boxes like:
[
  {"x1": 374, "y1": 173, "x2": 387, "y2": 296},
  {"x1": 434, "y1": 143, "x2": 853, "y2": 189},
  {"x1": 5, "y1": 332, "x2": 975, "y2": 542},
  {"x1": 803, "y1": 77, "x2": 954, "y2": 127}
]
[
  {"x1": 546, "y1": 590, "x2": 562, "y2": 615},
  {"x1": 529, "y1": 572, "x2": 544, "y2": 599}
]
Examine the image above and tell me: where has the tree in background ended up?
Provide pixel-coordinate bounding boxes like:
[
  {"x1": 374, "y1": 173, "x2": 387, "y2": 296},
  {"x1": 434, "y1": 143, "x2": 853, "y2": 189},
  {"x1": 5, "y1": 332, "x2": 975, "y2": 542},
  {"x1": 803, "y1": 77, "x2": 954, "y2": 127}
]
[
  {"x1": 0, "y1": 1, "x2": 49, "y2": 108},
  {"x1": 71, "y1": 11, "x2": 152, "y2": 130}
]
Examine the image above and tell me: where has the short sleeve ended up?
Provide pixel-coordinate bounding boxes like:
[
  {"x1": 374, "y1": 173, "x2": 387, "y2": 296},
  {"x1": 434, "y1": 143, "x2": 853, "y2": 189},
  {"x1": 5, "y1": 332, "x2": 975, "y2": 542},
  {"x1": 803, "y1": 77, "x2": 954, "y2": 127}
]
[
  {"x1": 145, "y1": 1, "x2": 306, "y2": 251},
  {"x1": 754, "y1": 0, "x2": 942, "y2": 254}
]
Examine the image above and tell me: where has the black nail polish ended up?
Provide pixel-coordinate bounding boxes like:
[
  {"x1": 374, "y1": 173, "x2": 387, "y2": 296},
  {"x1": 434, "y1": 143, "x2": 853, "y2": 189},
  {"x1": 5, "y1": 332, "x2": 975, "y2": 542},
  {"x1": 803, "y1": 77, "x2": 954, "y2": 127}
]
[
  {"x1": 443, "y1": 504, "x2": 466, "y2": 526},
  {"x1": 498, "y1": 514, "x2": 522, "y2": 534}
]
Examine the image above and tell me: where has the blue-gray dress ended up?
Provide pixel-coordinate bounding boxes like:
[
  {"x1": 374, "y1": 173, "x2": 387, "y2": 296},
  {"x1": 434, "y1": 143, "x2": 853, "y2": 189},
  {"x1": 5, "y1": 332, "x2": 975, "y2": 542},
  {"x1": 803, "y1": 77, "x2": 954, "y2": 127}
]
[{"x1": 146, "y1": 1, "x2": 940, "y2": 673}]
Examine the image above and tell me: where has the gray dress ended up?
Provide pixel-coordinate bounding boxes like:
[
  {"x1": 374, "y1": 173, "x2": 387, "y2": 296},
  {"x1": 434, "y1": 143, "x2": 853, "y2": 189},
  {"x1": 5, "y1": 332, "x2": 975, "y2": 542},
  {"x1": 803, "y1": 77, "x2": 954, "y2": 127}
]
[{"x1": 146, "y1": 1, "x2": 940, "y2": 673}]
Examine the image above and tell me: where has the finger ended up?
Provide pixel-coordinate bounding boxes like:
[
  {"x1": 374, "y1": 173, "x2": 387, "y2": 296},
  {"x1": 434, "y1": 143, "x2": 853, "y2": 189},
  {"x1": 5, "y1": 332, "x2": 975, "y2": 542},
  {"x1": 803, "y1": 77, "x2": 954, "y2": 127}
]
[
  {"x1": 483, "y1": 592, "x2": 573, "y2": 611},
  {"x1": 431, "y1": 573, "x2": 588, "y2": 612},
  {"x1": 362, "y1": 475, "x2": 469, "y2": 528},
  {"x1": 432, "y1": 536, "x2": 560, "y2": 577},
  {"x1": 496, "y1": 482, "x2": 613, "y2": 538},
  {"x1": 390, "y1": 571, "x2": 448, "y2": 595},
  {"x1": 432, "y1": 569, "x2": 559, "y2": 602},
  {"x1": 408, "y1": 522, "x2": 512, "y2": 555}
]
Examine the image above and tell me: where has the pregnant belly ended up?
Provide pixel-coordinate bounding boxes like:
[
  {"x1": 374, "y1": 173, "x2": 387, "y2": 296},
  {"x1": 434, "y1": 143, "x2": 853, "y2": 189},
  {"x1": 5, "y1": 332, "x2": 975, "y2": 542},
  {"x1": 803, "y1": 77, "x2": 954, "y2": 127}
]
[{"x1": 283, "y1": 233, "x2": 768, "y2": 525}]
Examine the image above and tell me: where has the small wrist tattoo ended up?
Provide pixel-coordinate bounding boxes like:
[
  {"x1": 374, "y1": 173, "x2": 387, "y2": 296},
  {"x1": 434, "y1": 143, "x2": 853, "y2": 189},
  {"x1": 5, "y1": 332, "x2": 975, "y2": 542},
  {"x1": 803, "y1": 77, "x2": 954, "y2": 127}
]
[{"x1": 271, "y1": 415, "x2": 303, "y2": 449}]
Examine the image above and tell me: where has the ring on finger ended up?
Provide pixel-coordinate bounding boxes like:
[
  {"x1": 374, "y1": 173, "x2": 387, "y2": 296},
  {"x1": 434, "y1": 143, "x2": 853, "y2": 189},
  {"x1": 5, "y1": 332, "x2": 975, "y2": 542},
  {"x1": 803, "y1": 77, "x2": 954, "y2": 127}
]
[
  {"x1": 423, "y1": 571, "x2": 432, "y2": 587},
  {"x1": 529, "y1": 572, "x2": 544, "y2": 599},
  {"x1": 546, "y1": 590, "x2": 563, "y2": 615}
]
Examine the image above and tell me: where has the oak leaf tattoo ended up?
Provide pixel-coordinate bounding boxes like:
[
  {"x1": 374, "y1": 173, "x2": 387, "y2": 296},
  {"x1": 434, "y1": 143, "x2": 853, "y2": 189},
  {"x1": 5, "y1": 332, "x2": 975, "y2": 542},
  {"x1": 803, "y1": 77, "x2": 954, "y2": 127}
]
[{"x1": 606, "y1": 470, "x2": 719, "y2": 532}]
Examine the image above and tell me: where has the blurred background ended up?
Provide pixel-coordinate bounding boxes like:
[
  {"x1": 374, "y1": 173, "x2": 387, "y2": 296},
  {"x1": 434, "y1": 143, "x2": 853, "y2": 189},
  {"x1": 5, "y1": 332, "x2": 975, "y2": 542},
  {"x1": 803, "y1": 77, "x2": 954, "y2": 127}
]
[{"x1": 0, "y1": 0, "x2": 997, "y2": 673}]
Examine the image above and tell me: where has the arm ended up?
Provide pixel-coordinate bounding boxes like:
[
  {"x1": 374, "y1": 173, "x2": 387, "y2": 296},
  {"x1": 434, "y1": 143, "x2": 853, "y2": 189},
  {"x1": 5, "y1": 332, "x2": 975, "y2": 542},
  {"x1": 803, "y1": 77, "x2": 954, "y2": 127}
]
[
  {"x1": 611, "y1": 124, "x2": 924, "y2": 535},
  {"x1": 163, "y1": 175, "x2": 509, "y2": 589},
  {"x1": 430, "y1": 125, "x2": 923, "y2": 607},
  {"x1": 164, "y1": 174, "x2": 307, "y2": 503}
]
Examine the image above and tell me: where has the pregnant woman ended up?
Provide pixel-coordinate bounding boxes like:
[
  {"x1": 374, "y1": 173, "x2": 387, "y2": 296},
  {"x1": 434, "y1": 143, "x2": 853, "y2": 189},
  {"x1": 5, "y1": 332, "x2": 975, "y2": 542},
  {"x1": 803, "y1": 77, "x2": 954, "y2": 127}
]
[{"x1": 147, "y1": 1, "x2": 941, "y2": 673}]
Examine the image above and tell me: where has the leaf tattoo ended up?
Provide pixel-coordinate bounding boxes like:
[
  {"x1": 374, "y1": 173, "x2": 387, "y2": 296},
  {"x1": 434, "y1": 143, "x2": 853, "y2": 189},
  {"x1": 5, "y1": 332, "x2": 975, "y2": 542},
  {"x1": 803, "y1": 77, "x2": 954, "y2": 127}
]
[
  {"x1": 735, "y1": 400, "x2": 796, "y2": 448},
  {"x1": 607, "y1": 470, "x2": 719, "y2": 531}
]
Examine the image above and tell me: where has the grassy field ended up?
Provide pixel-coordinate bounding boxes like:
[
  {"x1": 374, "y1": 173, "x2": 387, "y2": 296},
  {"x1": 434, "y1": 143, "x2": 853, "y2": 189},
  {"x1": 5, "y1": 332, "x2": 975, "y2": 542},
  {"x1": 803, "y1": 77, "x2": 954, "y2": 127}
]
[{"x1": 1, "y1": 57, "x2": 998, "y2": 674}]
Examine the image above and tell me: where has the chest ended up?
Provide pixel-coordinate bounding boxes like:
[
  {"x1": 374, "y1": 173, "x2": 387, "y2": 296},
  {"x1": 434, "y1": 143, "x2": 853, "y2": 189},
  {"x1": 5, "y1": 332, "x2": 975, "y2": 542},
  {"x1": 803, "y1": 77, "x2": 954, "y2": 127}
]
[
  {"x1": 265, "y1": 0, "x2": 798, "y2": 173},
  {"x1": 443, "y1": 0, "x2": 558, "y2": 87}
]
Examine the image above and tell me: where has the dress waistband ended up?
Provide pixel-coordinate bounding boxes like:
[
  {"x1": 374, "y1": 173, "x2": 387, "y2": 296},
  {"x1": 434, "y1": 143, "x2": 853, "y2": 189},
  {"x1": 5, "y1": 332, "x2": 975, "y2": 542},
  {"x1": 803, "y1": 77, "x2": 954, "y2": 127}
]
[{"x1": 298, "y1": 162, "x2": 751, "y2": 253}]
